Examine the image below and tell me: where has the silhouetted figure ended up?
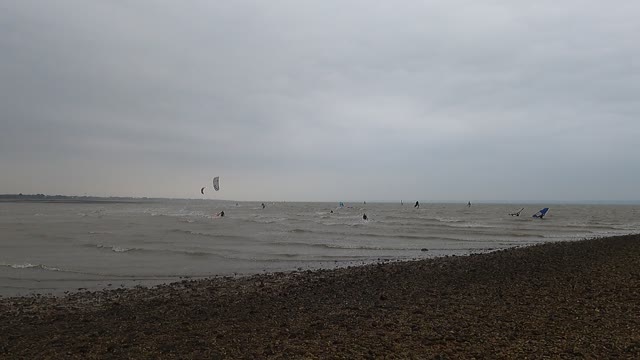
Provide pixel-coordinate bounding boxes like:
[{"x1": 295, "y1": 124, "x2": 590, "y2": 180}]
[
  {"x1": 261, "y1": 203, "x2": 266, "y2": 209},
  {"x1": 363, "y1": 213, "x2": 368, "y2": 220},
  {"x1": 467, "y1": 201, "x2": 471, "y2": 207},
  {"x1": 414, "y1": 201, "x2": 420, "y2": 208},
  {"x1": 509, "y1": 208, "x2": 524, "y2": 217},
  {"x1": 220, "y1": 211, "x2": 225, "y2": 217}
]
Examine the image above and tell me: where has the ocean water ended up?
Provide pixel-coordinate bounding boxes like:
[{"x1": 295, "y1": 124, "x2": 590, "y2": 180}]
[{"x1": 1, "y1": 200, "x2": 639, "y2": 296}]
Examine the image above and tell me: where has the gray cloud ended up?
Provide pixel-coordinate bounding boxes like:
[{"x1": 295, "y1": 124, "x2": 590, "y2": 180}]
[{"x1": 1, "y1": 0, "x2": 639, "y2": 201}]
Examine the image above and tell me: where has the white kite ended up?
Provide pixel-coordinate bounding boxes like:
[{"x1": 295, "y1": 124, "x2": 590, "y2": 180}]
[{"x1": 213, "y1": 176, "x2": 220, "y2": 191}]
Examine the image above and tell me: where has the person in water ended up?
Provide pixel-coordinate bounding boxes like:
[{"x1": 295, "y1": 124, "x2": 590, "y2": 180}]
[
  {"x1": 216, "y1": 211, "x2": 225, "y2": 217},
  {"x1": 363, "y1": 213, "x2": 368, "y2": 220},
  {"x1": 414, "y1": 201, "x2": 420, "y2": 208},
  {"x1": 261, "y1": 203, "x2": 266, "y2": 209}
]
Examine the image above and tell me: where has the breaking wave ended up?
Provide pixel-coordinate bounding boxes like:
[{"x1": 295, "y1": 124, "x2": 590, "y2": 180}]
[{"x1": 0, "y1": 262, "x2": 65, "y2": 272}]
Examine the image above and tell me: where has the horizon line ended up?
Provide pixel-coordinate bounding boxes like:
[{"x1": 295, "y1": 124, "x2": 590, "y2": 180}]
[{"x1": 1, "y1": 194, "x2": 639, "y2": 205}]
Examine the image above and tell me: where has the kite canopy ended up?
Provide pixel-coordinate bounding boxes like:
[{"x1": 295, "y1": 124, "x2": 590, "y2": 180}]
[
  {"x1": 200, "y1": 187, "x2": 205, "y2": 195},
  {"x1": 213, "y1": 177, "x2": 220, "y2": 191}
]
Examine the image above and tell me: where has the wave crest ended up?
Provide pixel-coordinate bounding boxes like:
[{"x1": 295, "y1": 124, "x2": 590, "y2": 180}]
[{"x1": 0, "y1": 262, "x2": 64, "y2": 272}]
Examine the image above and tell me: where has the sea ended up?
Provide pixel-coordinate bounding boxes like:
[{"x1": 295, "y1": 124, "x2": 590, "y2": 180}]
[{"x1": 1, "y1": 200, "x2": 639, "y2": 297}]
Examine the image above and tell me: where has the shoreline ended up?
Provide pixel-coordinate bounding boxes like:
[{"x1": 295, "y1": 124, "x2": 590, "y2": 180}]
[{"x1": 1, "y1": 234, "x2": 639, "y2": 358}]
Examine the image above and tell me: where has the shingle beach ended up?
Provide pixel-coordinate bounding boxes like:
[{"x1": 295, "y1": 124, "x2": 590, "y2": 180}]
[{"x1": 2, "y1": 234, "x2": 639, "y2": 359}]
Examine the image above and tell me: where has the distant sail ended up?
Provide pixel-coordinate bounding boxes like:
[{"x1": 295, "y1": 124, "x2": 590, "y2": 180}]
[
  {"x1": 509, "y1": 207, "x2": 524, "y2": 216},
  {"x1": 200, "y1": 187, "x2": 205, "y2": 195},
  {"x1": 532, "y1": 208, "x2": 549, "y2": 218},
  {"x1": 213, "y1": 177, "x2": 220, "y2": 191}
]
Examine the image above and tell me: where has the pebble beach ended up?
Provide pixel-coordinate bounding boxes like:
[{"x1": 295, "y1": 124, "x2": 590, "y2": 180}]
[{"x1": 1, "y1": 234, "x2": 639, "y2": 359}]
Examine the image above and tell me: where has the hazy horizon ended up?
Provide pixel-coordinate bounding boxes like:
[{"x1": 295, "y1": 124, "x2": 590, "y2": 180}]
[
  {"x1": 2, "y1": 1, "x2": 638, "y2": 202},
  {"x1": 2, "y1": 193, "x2": 639, "y2": 205}
]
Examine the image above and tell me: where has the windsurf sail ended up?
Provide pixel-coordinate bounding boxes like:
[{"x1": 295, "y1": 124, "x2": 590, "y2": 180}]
[
  {"x1": 213, "y1": 177, "x2": 219, "y2": 191},
  {"x1": 200, "y1": 187, "x2": 205, "y2": 195},
  {"x1": 509, "y1": 207, "x2": 524, "y2": 216},
  {"x1": 532, "y1": 208, "x2": 549, "y2": 218}
]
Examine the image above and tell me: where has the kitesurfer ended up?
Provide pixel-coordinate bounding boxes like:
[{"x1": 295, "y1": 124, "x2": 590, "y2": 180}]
[
  {"x1": 509, "y1": 208, "x2": 524, "y2": 217},
  {"x1": 261, "y1": 203, "x2": 266, "y2": 209},
  {"x1": 363, "y1": 213, "x2": 368, "y2": 220},
  {"x1": 220, "y1": 211, "x2": 225, "y2": 217},
  {"x1": 414, "y1": 201, "x2": 420, "y2": 208}
]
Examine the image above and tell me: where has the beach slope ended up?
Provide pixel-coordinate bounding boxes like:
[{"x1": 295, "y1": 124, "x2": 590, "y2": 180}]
[{"x1": 1, "y1": 234, "x2": 639, "y2": 358}]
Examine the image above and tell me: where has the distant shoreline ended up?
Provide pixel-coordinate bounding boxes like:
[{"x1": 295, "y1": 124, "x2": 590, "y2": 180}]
[
  {"x1": 0, "y1": 198, "x2": 146, "y2": 204},
  {"x1": 1, "y1": 194, "x2": 638, "y2": 205},
  {"x1": 0, "y1": 195, "x2": 149, "y2": 204}
]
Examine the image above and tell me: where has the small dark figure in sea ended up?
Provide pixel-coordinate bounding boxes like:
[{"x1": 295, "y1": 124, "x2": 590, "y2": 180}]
[
  {"x1": 414, "y1": 201, "x2": 420, "y2": 208},
  {"x1": 261, "y1": 203, "x2": 266, "y2": 209},
  {"x1": 363, "y1": 213, "x2": 368, "y2": 220},
  {"x1": 330, "y1": 210, "x2": 333, "y2": 214}
]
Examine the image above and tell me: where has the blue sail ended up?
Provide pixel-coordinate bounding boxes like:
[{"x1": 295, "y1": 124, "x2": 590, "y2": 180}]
[{"x1": 532, "y1": 208, "x2": 549, "y2": 218}]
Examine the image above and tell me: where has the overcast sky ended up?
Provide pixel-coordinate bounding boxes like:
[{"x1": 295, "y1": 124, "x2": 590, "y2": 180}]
[{"x1": 1, "y1": 1, "x2": 638, "y2": 202}]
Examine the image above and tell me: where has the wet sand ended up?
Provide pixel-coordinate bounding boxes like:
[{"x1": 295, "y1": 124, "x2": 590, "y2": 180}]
[{"x1": 1, "y1": 234, "x2": 639, "y2": 359}]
